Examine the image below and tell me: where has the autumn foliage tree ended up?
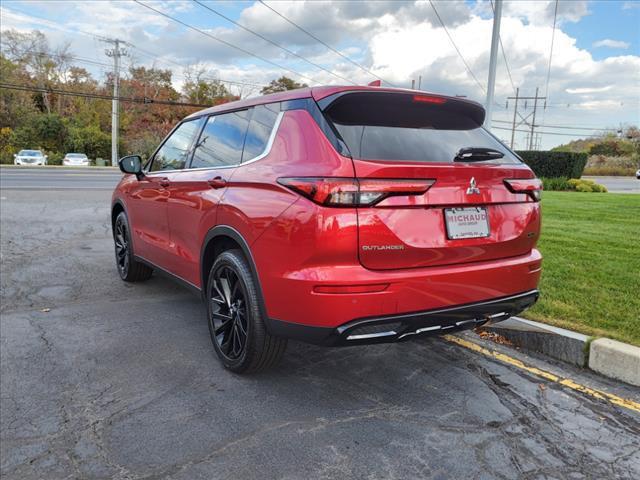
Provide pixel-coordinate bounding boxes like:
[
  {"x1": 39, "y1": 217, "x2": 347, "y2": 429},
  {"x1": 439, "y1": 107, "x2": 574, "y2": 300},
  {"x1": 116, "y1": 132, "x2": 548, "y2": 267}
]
[
  {"x1": 0, "y1": 29, "x2": 310, "y2": 164},
  {"x1": 260, "y1": 76, "x2": 307, "y2": 94}
]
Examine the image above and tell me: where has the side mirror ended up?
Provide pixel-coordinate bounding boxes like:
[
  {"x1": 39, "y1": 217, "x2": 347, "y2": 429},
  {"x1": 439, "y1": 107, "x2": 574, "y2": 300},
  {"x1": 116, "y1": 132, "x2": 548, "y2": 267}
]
[{"x1": 118, "y1": 155, "x2": 144, "y2": 180}]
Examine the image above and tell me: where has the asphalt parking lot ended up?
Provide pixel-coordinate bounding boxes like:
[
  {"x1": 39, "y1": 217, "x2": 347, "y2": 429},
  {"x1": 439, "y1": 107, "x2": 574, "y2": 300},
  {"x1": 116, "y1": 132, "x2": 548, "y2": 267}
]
[{"x1": 1, "y1": 169, "x2": 639, "y2": 479}]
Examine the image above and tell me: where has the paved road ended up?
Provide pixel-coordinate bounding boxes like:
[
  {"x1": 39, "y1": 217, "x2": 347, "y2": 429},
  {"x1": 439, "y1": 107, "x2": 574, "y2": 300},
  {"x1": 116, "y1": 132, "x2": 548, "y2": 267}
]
[
  {"x1": 1, "y1": 189, "x2": 639, "y2": 479},
  {"x1": 582, "y1": 176, "x2": 640, "y2": 194},
  {"x1": 0, "y1": 166, "x2": 122, "y2": 190}
]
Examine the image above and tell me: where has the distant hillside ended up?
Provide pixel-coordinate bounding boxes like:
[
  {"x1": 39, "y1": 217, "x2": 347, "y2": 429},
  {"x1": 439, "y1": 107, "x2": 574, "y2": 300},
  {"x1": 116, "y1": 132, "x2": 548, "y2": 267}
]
[{"x1": 552, "y1": 127, "x2": 639, "y2": 155}]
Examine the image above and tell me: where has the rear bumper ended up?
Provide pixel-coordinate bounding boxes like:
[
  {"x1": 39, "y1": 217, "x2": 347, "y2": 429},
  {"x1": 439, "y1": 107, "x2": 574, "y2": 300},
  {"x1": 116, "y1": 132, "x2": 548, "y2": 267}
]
[
  {"x1": 268, "y1": 289, "x2": 539, "y2": 346},
  {"x1": 260, "y1": 248, "x2": 542, "y2": 329}
]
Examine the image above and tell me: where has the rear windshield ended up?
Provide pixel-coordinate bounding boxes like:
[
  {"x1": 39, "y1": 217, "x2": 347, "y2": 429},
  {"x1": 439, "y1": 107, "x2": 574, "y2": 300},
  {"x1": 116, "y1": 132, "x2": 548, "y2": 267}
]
[
  {"x1": 323, "y1": 92, "x2": 520, "y2": 164},
  {"x1": 67, "y1": 153, "x2": 87, "y2": 158}
]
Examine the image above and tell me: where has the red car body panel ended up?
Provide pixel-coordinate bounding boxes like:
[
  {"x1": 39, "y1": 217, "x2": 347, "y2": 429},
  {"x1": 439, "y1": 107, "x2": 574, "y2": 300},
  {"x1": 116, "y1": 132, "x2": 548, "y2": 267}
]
[{"x1": 112, "y1": 85, "x2": 541, "y2": 344}]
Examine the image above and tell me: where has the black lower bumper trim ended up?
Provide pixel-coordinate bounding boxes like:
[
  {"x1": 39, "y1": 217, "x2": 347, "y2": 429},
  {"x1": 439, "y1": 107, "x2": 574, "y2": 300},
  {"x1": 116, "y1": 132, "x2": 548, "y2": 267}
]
[{"x1": 267, "y1": 290, "x2": 539, "y2": 346}]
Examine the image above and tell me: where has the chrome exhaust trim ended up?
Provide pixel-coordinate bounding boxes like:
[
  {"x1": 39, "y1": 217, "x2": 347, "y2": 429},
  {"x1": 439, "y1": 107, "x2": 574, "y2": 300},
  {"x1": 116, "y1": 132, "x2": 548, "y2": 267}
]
[{"x1": 347, "y1": 330, "x2": 397, "y2": 341}]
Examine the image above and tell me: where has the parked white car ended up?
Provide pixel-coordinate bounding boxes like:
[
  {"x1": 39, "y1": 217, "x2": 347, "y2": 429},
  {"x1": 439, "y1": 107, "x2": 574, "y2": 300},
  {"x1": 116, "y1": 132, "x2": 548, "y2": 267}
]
[
  {"x1": 14, "y1": 150, "x2": 47, "y2": 166},
  {"x1": 63, "y1": 153, "x2": 90, "y2": 166},
  {"x1": 636, "y1": 168, "x2": 640, "y2": 179}
]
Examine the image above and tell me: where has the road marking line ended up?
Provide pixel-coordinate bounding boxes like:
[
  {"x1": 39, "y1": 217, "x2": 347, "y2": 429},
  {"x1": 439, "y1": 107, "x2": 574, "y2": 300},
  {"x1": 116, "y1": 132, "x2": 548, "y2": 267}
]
[{"x1": 443, "y1": 334, "x2": 640, "y2": 414}]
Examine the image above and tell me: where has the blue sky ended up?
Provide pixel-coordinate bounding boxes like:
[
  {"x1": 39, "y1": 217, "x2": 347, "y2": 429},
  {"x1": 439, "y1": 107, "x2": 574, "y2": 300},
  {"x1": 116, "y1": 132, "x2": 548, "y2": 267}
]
[
  {"x1": 1, "y1": 0, "x2": 639, "y2": 149},
  {"x1": 563, "y1": 1, "x2": 640, "y2": 59}
]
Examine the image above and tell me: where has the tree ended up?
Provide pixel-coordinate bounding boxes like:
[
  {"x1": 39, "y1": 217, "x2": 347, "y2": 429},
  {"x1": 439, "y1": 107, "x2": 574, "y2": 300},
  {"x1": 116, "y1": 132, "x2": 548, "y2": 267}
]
[
  {"x1": 65, "y1": 124, "x2": 111, "y2": 159},
  {"x1": 260, "y1": 76, "x2": 307, "y2": 95},
  {"x1": 182, "y1": 66, "x2": 238, "y2": 105},
  {"x1": 0, "y1": 127, "x2": 17, "y2": 164},
  {"x1": 2, "y1": 29, "x2": 72, "y2": 114}
]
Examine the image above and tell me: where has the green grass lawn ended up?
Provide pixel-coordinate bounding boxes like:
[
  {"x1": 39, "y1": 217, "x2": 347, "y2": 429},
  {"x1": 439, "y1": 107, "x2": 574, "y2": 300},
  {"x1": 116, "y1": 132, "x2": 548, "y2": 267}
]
[{"x1": 524, "y1": 192, "x2": 640, "y2": 345}]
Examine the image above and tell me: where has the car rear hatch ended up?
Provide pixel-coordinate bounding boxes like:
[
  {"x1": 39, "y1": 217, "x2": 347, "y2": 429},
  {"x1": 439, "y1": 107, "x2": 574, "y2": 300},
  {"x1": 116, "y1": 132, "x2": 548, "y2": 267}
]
[{"x1": 319, "y1": 90, "x2": 541, "y2": 270}]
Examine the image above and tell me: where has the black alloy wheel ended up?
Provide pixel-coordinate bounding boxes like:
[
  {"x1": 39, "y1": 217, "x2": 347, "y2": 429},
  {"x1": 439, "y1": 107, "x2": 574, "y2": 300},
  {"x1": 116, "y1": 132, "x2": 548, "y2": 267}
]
[
  {"x1": 206, "y1": 250, "x2": 287, "y2": 373},
  {"x1": 114, "y1": 215, "x2": 130, "y2": 278},
  {"x1": 113, "y1": 211, "x2": 153, "y2": 282},
  {"x1": 209, "y1": 265, "x2": 249, "y2": 360}
]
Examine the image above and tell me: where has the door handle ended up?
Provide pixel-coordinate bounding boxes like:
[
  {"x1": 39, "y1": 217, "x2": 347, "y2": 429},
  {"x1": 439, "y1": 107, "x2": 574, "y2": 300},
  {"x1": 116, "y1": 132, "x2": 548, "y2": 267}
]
[
  {"x1": 159, "y1": 178, "x2": 170, "y2": 188},
  {"x1": 208, "y1": 176, "x2": 227, "y2": 189}
]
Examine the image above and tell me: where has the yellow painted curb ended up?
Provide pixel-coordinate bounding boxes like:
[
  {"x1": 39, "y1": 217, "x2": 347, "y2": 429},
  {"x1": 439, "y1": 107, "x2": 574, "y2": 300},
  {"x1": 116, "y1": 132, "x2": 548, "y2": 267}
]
[{"x1": 444, "y1": 334, "x2": 640, "y2": 414}]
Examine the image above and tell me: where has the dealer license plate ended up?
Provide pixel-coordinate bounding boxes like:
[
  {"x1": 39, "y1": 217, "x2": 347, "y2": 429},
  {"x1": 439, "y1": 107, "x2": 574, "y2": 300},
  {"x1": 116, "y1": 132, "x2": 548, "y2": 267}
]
[{"x1": 444, "y1": 207, "x2": 490, "y2": 239}]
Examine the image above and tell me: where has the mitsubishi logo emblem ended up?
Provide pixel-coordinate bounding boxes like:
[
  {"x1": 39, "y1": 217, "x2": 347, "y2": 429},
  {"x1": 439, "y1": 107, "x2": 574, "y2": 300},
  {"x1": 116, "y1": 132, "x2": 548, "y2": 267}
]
[{"x1": 466, "y1": 177, "x2": 480, "y2": 195}]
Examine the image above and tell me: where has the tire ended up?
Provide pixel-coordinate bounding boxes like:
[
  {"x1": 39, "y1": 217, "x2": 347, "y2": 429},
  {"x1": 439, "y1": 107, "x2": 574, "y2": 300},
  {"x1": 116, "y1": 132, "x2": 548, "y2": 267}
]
[
  {"x1": 206, "y1": 250, "x2": 287, "y2": 373},
  {"x1": 113, "y1": 211, "x2": 153, "y2": 282}
]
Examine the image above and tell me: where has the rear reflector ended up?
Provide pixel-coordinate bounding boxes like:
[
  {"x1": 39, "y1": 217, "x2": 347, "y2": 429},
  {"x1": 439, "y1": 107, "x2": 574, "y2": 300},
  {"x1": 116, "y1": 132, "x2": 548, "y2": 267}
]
[
  {"x1": 314, "y1": 284, "x2": 389, "y2": 294},
  {"x1": 413, "y1": 95, "x2": 447, "y2": 105},
  {"x1": 278, "y1": 177, "x2": 435, "y2": 207},
  {"x1": 504, "y1": 178, "x2": 543, "y2": 201}
]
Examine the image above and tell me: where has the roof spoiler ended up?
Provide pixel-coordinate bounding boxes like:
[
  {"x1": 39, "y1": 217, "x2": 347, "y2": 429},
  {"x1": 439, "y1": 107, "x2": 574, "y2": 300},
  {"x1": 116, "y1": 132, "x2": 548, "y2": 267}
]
[{"x1": 317, "y1": 90, "x2": 486, "y2": 127}]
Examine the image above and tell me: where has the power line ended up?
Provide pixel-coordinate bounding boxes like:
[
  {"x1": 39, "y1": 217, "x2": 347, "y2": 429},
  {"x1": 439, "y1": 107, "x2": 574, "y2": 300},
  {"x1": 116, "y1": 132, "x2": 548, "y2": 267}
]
[
  {"x1": 133, "y1": 0, "x2": 318, "y2": 85},
  {"x1": 126, "y1": 44, "x2": 267, "y2": 88},
  {"x1": 2, "y1": 46, "x2": 265, "y2": 93},
  {"x1": 491, "y1": 125, "x2": 606, "y2": 138},
  {"x1": 492, "y1": 119, "x2": 617, "y2": 132},
  {"x1": 258, "y1": 0, "x2": 396, "y2": 87},
  {"x1": 0, "y1": 82, "x2": 211, "y2": 108},
  {"x1": 2, "y1": 4, "x2": 269, "y2": 90},
  {"x1": 1, "y1": 47, "x2": 113, "y2": 69},
  {"x1": 193, "y1": 0, "x2": 356, "y2": 85},
  {"x1": 429, "y1": 0, "x2": 486, "y2": 94}
]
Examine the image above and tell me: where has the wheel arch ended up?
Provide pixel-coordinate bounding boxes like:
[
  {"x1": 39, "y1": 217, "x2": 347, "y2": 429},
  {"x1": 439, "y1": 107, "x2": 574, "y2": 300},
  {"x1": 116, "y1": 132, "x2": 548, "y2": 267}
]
[
  {"x1": 111, "y1": 199, "x2": 126, "y2": 235},
  {"x1": 200, "y1": 226, "x2": 269, "y2": 323}
]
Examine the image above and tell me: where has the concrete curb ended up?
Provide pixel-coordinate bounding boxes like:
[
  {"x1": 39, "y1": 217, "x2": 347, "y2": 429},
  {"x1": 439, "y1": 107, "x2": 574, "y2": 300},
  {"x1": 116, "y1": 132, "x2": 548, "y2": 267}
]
[
  {"x1": 480, "y1": 317, "x2": 590, "y2": 367},
  {"x1": 589, "y1": 339, "x2": 640, "y2": 387},
  {"x1": 479, "y1": 317, "x2": 640, "y2": 387}
]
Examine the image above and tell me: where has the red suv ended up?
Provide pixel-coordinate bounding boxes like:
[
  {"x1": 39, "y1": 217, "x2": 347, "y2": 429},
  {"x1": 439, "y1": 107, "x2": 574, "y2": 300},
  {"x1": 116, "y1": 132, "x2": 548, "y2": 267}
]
[{"x1": 112, "y1": 86, "x2": 542, "y2": 373}]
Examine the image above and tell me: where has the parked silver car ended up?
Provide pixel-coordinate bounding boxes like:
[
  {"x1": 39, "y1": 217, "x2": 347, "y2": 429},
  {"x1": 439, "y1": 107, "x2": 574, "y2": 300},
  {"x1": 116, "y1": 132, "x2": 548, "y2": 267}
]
[
  {"x1": 63, "y1": 153, "x2": 90, "y2": 166},
  {"x1": 14, "y1": 149, "x2": 47, "y2": 166}
]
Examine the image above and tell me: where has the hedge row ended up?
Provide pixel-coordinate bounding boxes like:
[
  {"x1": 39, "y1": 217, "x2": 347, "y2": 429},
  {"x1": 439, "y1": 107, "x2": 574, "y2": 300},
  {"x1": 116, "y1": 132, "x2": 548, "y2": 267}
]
[{"x1": 515, "y1": 151, "x2": 588, "y2": 179}]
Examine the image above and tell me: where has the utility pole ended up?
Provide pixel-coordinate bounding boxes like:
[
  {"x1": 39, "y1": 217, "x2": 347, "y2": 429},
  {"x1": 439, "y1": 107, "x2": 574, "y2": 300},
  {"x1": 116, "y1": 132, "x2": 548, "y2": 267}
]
[
  {"x1": 529, "y1": 87, "x2": 539, "y2": 150},
  {"x1": 510, "y1": 87, "x2": 519, "y2": 148},
  {"x1": 104, "y1": 39, "x2": 128, "y2": 166},
  {"x1": 418, "y1": 75, "x2": 422, "y2": 90},
  {"x1": 484, "y1": 0, "x2": 502, "y2": 130},
  {"x1": 506, "y1": 88, "x2": 546, "y2": 151},
  {"x1": 411, "y1": 79, "x2": 415, "y2": 89}
]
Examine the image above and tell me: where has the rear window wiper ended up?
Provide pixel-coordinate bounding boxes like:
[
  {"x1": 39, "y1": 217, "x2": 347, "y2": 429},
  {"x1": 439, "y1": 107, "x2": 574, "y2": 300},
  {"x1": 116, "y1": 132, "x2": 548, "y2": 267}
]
[{"x1": 454, "y1": 147, "x2": 504, "y2": 162}]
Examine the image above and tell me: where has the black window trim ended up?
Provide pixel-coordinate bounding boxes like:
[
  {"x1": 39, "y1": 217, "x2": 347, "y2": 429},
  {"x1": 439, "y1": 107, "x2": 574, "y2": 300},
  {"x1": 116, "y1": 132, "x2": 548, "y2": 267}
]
[
  {"x1": 184, "y1": 104, "x2": 284, "y2": 172},
  {"x1": 144, "y1": 101, "x2": 284, "y2": 175},
  {"x1": 144, "y1": 116, "x2": 205, "y2": 175}
]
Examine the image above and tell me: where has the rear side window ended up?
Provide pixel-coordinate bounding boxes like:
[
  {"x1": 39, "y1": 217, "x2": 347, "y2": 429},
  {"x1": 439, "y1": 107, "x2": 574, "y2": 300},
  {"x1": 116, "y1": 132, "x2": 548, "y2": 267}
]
[
  {"x1": 191, "y1": 110, "x2": 250, "y2": 168},
  {"x1": 242, "y1": 104, "x2": 280, "y2": 162},
  {"x1": 324, "y1": 92, "x2": 520, "y2": 164},
  {"x1": 150, "y1": 119, "x2": 201, "y2": 172}
]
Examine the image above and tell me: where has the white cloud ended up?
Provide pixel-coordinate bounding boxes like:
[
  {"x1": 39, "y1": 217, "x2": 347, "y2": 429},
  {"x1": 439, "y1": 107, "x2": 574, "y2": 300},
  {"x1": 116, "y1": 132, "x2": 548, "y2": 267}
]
[
  {"x1": 501, "y1": 0, "x2": 590, "y2": 25},
  {"x1": 566, "y1": 86, "x2": 613, "y2": 94},
  {"x1": 593, "y1": 39, "x2": 631, "y2": 49},
  {"x1": 622, "y1": 1, "x2": 640, "y2": 10}
]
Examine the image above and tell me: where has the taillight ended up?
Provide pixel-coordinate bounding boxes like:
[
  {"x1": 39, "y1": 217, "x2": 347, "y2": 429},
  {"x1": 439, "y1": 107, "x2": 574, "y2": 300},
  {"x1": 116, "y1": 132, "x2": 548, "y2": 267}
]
[
  {"x1": 504, "y1": 178, "x2": 543, "y2": 201},
  {"x1": 277, "y1": 177, "x2": 435, "y2": 207}
]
